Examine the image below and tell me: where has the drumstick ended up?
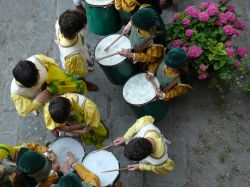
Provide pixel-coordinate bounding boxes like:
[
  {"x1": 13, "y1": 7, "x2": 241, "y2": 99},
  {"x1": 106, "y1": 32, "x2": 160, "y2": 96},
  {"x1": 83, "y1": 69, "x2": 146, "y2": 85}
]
[
  {"x1": 150, "y1": 79, "x2": 160, "y2": 92},
  {"x1": 104, "y1": 34, "x2": 124, "y2": 51},
  {"x1": 100, "y1": 167, "x2": 128, "y2": 173},
  {"x1": 97, "y1": 143, "x2": 115, "y2": 151},
  {"x1": 96, "y1": 48, "x2": 132, "y2": 61}
]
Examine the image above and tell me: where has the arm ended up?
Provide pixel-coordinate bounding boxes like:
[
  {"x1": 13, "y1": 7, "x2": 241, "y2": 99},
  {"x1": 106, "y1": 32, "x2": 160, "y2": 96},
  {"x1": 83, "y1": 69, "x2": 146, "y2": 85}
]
[
  {"x1": 72, "y1": 163, "x2": 101, "y2": 187},
  {"x1": 11, "y1": 93, "x2": 43, "y2": 117},
  {"x1": 20, "y1": 143, "x2": 48, "y2": 153},
  {"x1": 139, "y1": 158, "x2": 175, "y2": 175},
  {"x1": 57, "y1": 124, "x2": 83, "y2": 132},
  {"x1": 163, "y1": 84, "x2": 192, "y2": 101}
]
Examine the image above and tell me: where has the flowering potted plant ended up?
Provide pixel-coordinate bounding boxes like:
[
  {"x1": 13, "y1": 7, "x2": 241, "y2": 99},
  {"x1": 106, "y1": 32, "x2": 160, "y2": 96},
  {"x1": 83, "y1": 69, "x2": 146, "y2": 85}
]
[{"x1": 166, "y1": 0, "x2": 248, "y2": 90}]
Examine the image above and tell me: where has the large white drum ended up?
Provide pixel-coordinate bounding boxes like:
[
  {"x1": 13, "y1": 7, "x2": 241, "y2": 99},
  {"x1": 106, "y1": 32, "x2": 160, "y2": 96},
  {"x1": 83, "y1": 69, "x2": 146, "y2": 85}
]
[
  {"x1": 95, "y1": 34, "x2": 136, "y2": 85},
  {"x1": 82, "y1": 150, "x2": 119, "y2": 187},
  {"x1": 123, "y1": 73, "x2": 169, "y2": 122},
  {"x1": 49, "y1": 137, "x2": 85, "y2": 166}
]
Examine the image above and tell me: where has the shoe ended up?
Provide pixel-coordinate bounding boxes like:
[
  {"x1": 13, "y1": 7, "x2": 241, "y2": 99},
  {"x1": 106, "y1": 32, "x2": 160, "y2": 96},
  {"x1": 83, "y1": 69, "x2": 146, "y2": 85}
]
[{"x1": 85, "y1": 81, "x2": 98, "y2": 91}]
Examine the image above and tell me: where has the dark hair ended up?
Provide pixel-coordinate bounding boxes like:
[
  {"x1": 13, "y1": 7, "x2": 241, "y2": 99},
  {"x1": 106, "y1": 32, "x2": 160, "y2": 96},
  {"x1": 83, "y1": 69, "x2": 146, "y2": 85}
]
[
  {"x1": 59, "y1": 10, "x2": 87, "y2": 39},
  {"x1": 13, "y1": 60, "x2": 39, "y2": 88},
  {"x1": 49, "y1": 97, "x2": 71, "y2": 123},
  {"x1": 124, "y1": 138, "x2": 153, "y2": 161}
]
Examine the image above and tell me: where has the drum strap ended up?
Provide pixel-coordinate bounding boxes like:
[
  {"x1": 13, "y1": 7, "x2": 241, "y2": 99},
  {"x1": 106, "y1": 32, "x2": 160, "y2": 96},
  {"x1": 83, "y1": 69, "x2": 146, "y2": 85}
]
[
  {"x1": 133, "y1": 37, "x2": 153, "y2": 53},
  {"x1": 162, "y1": 76, "x2": 181, "y2": 93}
]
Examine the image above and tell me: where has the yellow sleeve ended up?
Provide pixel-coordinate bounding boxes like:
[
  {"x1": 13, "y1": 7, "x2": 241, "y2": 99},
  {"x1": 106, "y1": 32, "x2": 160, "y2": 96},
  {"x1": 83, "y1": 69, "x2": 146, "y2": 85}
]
[
  {"x1": 35, "y1": 54, "x2": 58, "y2": 68},
  {"x1": 115, "y1": 0, "x2": 122, "y2": 10},
  {"x1": 84, "y1": 99, "x2": 100, "y2": 128},
  {"x1": 64, "y1": 54, "x2": 88, "y2": 78},
  {"x1": 163, "y1": 84, "x2": 192, "y2": 101},
  {"x1": 115, "y1": 0, "x2": 139, "y2": 12},
  {"x1": 139, "y1": 158, "x2": 174, "y2": 175},
  {"x1": 73, "y1": 163, "x2": 101, "y2": 187},
  {"x1": 134, "y1": 44, "x2": 164, "y2": 73},
  {"x1": 11, "y1": 93, "x2": 43, "y2": 117},
  {"x1": 37, "y1": 172, "x2": 58, "y2": 187},
  {"x1": 123, "y1": 115, "x2": 155, "y2": 139},
  {"x1": 43, "y1": 104, "x2": 65, "y2": 130},
  {"x1": 20, "y1": 143, "x2": 48, "y2": 153}
]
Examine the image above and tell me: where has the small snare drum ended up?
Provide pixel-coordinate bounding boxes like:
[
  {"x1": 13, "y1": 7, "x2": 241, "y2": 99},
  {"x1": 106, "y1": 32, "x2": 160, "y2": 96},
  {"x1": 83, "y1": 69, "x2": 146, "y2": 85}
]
[
  {"x1": 84, "y1": 0, "x2": 122, "y2": 35},
  {"x1": 95, "y1": 34, "x2": 136, "y2": 85},
  {"x1": 82, "y1": 150, "x2": 119, "y2": 187},
  {"x1": 123, "y1": 73, "x2": 169, "y2": 122},
  {"x1": 49, "y1": 137, "x2": 85, "y2": 166}
]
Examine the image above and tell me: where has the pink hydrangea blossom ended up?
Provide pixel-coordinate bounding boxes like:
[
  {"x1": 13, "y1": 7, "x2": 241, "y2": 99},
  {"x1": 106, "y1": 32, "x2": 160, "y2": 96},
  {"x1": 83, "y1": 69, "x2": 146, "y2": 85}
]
[
  {"x1": 219, "y1": 0, "x2": 228, "y2": 3},
  {"x1": 223, "y1": 25, "x2": 239, "y2": 36},
  {"x1": 225, "y1": 41, "x2": 232, "y2": 47},
  {"x1": 182, "y1": 18, "x2": 190, "y2": 27},
  {"x1": 206, "y1": 4, "x2": 219, "y2": 16},
  {"x1": 181, "y1": 47, "x2": 188, "y2": 52},
  {"x1": 225, "y1": 12, "x2": 236, "y2": 22},
  {"x1": 185, "y1": 29, "x2": 194, "y2": 38},
  {"x1": 198, "y1": 12, "x2": 210, "y2": 22},
  {"x1": 182, "y1": 42, "x2": 188, "y2": 47},
  {"x1": 216, "y1": 13, "x2": 228, "y2": 25},
  {"x1": 198, "y1": 73, "x2": 208, "y2": 80},
  {"x1": 171, "y1": 39, "x2": 181, "y2": 48},
  {"x1": 174, "y1": 12, "x2": 180, "y2": 21},
  {"x1": 236, "y1": 47, "x2": 248, "y2": 58},
  {"x1": 233, "y1": 21, "x2": 246, "y2": 30},
  {"x1": 185, "y1": 6, "x2": 200, "y2": 18},
  {"x1": 199, "y1": 2, "x2": 210, "y2": 8},
  {"x1": 199, "y1": 63, "x2": 208, "y2": 71},
  {"x1": 226, "y1": 47, "x2": 235, "y2": 58},
  {"x1": 187, "y1": 46, "x2": 203, "y2": 58},
  {"x1": 227, "y1": 4, "x2": 236, "y2": 12},
  {"x1": 233, "y1": 61, "x2": 240, "y2": 68}
]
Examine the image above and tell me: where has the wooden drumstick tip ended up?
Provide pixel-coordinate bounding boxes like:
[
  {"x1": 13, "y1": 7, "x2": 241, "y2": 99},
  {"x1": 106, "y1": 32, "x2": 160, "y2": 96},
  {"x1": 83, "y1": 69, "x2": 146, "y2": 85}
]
[{"x1": 104, "y1": 34, "x2": 124, "y2": 51}]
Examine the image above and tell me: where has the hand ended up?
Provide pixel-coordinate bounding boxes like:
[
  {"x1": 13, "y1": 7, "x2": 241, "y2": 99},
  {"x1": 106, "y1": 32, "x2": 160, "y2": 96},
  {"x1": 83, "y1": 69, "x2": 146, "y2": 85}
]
[
  {"x1": 65, "y1": 152, "x2": 76, "y2": 166},
  {"x1": 146, "y1": 72, "x2": 154, "y2": 80},
  {"x1": 155, "y1": 90, "x2": 164, "y2": 99},
  {"x1": 113, "y1": 136, "x2": 126, "y2": 146},
  {"x1": 47, "y1": 151, "x2": 57, "y2": 162},
  {"x1": 52, "y1": 160, "x2": 60, "y2": 172},
  {"x1": 118, "y1": 49, "x2": 133, "y2": 59},
  {"x1": 61, "y1": 162, "x2": 71, "y2": 174},
  {"x1": 35, "y1": 90, "x2": 52, "y2": 104},
  {"x1": 127, "y1": 164, "x2": 139, "y2": 171},
  {"x1": 51, "y1": 129, "x2": 59, "y2": 137},
  {"x1": 123, "y1": 21, "x2": 132, "y2": 34}
]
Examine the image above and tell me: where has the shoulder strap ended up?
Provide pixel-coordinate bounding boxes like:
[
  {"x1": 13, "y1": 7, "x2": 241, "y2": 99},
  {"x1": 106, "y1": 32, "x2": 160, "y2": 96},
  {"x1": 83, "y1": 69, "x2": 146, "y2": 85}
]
[
  {"x1": 133, "y1": 37, "x2": 153, "y2": 53},
  {"x1": 162, "y1": 76, "x2": 181, "y2": 93}
]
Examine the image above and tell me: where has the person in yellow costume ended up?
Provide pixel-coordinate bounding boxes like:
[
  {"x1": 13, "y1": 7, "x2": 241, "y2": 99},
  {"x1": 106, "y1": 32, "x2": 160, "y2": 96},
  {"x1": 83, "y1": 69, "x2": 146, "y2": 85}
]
[
  {"x1": 149, "y1": 48, "x2": 192, "y2": 101},
  {"x1": 113, "y1": 115, "x2": 174, "y2": 175},
  {"x1": 118, "y1": 8, "x2": 166, "y2": 74},
  {"x1": 11, "y1": 54, "x2": 87, "y2": 117},
  {"x1": 43, "y1": 93, "x2": 108, "y2": 148},
  {"x1": 55, "y1": 10, "x2": 97, "y2": 91}
]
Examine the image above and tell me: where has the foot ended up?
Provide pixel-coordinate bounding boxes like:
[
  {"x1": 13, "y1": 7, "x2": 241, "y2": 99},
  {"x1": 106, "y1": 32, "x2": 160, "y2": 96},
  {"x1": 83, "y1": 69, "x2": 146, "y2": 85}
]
[{"x1": 85, "y1": 81, "x2": 98, "y2": 91}]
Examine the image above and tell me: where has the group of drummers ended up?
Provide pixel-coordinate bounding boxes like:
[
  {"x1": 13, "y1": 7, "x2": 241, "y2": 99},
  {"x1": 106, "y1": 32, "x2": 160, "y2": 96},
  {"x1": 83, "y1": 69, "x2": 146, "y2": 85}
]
[{"x1": 1, "y1": 0, "x2": 193, "y2": 186}]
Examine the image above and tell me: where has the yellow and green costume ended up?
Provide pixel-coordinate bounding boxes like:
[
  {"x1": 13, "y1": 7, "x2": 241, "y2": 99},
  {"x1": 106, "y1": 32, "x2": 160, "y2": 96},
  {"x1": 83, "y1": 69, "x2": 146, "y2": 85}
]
[
  {"x1": 124, "y1": 116, "x2": 174, "y2": 175},
  {"x1": 43, "y1": 93, "x2": 108, "y2": 148},
  {"x1": 11, "y1": 54, "x2": 87, "y2": 117}
]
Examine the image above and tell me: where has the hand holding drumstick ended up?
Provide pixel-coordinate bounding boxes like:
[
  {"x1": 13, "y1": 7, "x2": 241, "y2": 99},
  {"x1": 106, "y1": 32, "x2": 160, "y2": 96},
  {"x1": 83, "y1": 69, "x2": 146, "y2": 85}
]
[{"x1": 118, "y1": 48, "x2": 134, "y2": 59}]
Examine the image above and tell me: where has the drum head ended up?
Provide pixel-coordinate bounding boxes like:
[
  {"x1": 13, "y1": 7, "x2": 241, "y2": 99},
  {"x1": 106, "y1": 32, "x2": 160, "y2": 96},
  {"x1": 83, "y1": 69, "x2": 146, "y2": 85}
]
[
  {"x1": 49, "y1": 137, "x2": 85, "y2": 166},
  {"x1": 82, "y1": 150, "x2": 119, "y2": 187},
  {"x1": 85, "y1": 0, "x2": 113, "y2": 6},
  {"x1": 123, "y1": 73, "x2": 160, "y2": 105},
  {"x1": 95, "y1": 34, "x2": 131, "y2": 66}
]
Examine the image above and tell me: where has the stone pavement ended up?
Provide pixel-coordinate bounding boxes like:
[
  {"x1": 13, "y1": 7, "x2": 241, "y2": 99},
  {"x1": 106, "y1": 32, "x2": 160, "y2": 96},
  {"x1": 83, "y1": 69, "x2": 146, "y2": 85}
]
[{"x1": 0, "y1": 0, "x2": 249, "y2": 186}]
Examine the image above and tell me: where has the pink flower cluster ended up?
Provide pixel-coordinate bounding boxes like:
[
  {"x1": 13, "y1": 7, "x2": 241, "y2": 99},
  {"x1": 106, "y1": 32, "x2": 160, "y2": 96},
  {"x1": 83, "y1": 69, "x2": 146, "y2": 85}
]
[
  {"x1": 219, "y1": 0, "x2": 228, "y2": 3},
  {"x1": 236, "y1": 47, "x2": 248, "y2": 58},
  {"x1": 174, "y1": 12, "x2": 180, "y2": 21},
  {"x1": 227, "y1": 4, "x2": 235, "y2": 12},
  {"x1": 206, "y1": 3, "x2": 219, "y2": 16},
  {"x1": 187, "y1": 45, "x2": 203, "y2": 58},
  {"x1": 199, "y1": 63, "x2": 208, "y2": 71},
  {"x1": 198, "y1": 12, "x2": 210, "y2": 22},
  {"x1": 233, "y1": 21, "x2": 246, "y2": 30},
  {"x1": 185, "y1": 29, "x2": 195, "y2": 38},
  {"x1": 199, "y1": 2, "x2": 210, "y2": 8},
  {"x1": 171, "y1": 39, "x2": 181, "y2": 48},
  {"x1": 185, "y1": 6, "x2": 200, "y2": 18},
  {"x1": 182, "y1": 18, "x2": 190, "y2": 27},
  {"x1": 223, "y1": 25, "x2": 239, "y2": 36},
  {"x1": 233, "y1": 61, "x2": 240, "y2": 68},
  {"x1": 225, "y1": 40, "x2": 232, "y2": 47},
  {"x1": 226, "y1": 47, "x2": 235, "y2": 58},
  {"x1": 216, "y1": 12, "x2": 236, "y2": 26},
  {"x1": 198, "y1": 73, "x2": 208, "y2": 80}
]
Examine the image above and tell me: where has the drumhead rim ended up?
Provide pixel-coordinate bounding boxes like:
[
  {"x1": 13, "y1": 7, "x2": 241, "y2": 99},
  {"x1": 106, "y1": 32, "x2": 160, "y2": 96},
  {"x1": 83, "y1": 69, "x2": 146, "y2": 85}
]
[
  {"x1": 122, "y1": 73, "x2": 159, "y2": 106},
  {"x1": 94, "y1": 34, "x2": 131, "y2": 66},
  {"x1": 84, "y1": 0, "x2": 114, "y2": 6}
]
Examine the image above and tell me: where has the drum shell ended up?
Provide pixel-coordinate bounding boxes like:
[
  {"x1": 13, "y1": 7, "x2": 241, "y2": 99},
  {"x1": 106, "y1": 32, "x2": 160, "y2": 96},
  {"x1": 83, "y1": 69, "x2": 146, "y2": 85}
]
[
  {"x1": 127, "y1": 99, "x2": 169, "y2": 123},
  {"x1": 85, "y1": 3, "x2": 122, "y2": 35},
  {"x1": 98, "y1": 58, "x2": 136, "y2": 85}
]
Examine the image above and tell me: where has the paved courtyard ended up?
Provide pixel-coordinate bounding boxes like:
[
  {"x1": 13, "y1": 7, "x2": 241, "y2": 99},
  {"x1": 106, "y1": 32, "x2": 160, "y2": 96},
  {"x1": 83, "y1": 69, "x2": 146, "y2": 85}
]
[{"x1": 0, "y1": 0, "x2": 249, "y2": 186}]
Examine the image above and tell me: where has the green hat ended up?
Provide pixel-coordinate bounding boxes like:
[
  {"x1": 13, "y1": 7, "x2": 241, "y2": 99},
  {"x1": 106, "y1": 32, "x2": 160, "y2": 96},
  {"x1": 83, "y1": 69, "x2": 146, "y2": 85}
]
[
  {"x1": 165, "y1": 48, "x2": 187, "y2": 68},
  {"x1": 56, "y1": 173, "x2": 94, "y2": 187},
  {"x1": 16, "y1": 148, "x2": 51, "y2": 182},
  {"x1": 131, "y1": 8, "x2": 158, "y2": 31}
]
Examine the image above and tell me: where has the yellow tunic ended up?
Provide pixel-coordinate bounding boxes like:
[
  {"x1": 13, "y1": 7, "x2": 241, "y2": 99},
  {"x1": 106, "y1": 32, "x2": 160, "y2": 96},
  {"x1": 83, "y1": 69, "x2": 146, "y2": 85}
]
[
  {"x1": 124, "y1": 116, "x2": 174, "y2": 175},
  {"x1": 11, "y1": 54, "x2": 87, "y2": 117},
  {"x1": 57, "y1": 27, "x2": 88, "y2": 78},
  {"x1": 162, "y1": 66, "x2": 192, "y2": 101},
  {"x1": 73, "y1": 163, "x2": 101, "y2": 187},
  {"x1": 115, "y1": 0, "x2": 140, "y2": 12},
  {"x1": 43, "y1": 93, "x2": 108, "y2": 148}
]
